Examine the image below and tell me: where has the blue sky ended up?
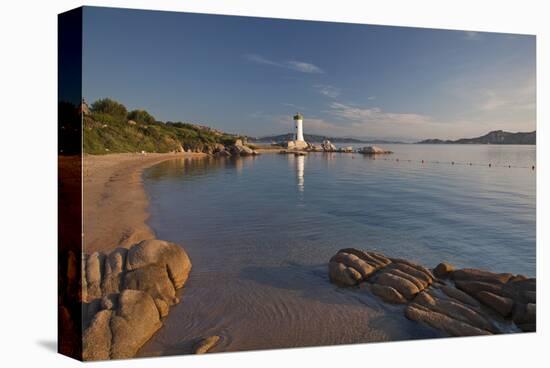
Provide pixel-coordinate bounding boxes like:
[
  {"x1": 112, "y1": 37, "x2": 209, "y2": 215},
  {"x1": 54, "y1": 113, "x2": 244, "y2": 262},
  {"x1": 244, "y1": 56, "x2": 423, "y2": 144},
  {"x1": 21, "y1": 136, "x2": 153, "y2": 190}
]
[{"x1": 83, "y1": 7, "x2": 535, "y2": 141}]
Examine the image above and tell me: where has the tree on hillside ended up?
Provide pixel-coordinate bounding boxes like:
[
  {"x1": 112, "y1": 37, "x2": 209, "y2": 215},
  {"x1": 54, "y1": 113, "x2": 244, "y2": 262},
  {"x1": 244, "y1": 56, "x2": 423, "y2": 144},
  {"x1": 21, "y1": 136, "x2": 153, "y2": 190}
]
[
  {"x1": 128, "y1": 109, "x2": 157, "y2": 125},
  {"x1": 90, "y1": 98, "x2": 128, "y2": 120}
]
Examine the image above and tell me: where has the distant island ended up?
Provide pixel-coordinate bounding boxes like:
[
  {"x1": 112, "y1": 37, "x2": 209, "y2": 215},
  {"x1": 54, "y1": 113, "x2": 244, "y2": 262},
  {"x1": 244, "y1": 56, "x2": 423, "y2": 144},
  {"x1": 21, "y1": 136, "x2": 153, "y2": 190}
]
[
  {"x1": 417, "y1": 130, "x2": 536, "y2": 145},
  {"x1": 250, "y1": 133, "x2": 405, "y2": 144}
]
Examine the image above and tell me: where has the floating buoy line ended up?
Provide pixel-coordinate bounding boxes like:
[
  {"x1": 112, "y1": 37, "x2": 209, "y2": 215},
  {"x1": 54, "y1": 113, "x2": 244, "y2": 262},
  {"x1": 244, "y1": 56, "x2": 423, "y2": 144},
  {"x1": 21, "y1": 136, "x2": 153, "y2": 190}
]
[{"x1": 370, "y1": 157, "x2": 536, "y2": 170}]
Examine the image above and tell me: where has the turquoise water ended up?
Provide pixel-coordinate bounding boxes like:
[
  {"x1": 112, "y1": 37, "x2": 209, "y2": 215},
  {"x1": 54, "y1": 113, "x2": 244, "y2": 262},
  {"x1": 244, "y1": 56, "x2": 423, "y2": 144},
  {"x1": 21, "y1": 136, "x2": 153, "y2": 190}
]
[{"x1": 138, "y1": 144, "x2": 535, "y2": 355}]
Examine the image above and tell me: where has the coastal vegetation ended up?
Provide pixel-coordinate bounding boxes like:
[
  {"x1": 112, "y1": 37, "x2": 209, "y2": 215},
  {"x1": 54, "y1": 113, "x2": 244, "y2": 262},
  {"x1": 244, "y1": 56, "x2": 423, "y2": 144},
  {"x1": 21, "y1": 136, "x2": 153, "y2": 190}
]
[{"x1": 83, "y1": 98, "x2": 240, "y2": 154}]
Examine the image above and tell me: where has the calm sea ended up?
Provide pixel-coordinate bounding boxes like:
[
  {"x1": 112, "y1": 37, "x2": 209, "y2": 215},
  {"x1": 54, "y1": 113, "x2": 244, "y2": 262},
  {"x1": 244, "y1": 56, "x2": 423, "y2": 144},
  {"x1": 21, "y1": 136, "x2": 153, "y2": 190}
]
[{"x1": 138, "y1": 144, "x2": 535, "y2": 355}]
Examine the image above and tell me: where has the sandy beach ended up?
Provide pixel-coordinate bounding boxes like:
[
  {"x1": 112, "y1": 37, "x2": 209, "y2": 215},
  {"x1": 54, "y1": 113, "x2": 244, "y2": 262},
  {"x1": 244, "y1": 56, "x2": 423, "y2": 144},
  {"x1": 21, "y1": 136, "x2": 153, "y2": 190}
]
[{"x1": 83, "y1": 152, "x2": 205, "y2": 253}]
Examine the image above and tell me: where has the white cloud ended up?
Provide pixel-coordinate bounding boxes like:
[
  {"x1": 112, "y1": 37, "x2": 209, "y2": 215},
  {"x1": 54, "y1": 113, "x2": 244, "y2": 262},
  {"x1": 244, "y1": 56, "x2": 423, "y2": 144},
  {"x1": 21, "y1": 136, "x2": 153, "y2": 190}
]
[
  {"x1": 329, "y1": 102, "x2": 431, "y2": 125},
  {"x1": 286, "y1": 61, "x2": 324, "y2": 74},
  {"x1": 244, "y1": 54, "x2": 279, "y2": 67},
  {"x1": 367, "y1": 96, "x2": 376, "y2": 100},
  {"x1": 314, "y1": 84, "x2": 340, "y2": 98},
  {"x1": 244, "y1": 54, "x2": 324, "y2": 74}
]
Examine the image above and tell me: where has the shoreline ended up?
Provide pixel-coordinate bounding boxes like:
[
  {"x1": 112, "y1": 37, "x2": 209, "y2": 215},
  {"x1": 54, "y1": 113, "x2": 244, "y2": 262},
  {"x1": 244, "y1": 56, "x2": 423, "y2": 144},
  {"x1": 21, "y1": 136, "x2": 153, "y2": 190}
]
[{"x1": 83, "y1": 152, "x2": 205, "y2": 253}]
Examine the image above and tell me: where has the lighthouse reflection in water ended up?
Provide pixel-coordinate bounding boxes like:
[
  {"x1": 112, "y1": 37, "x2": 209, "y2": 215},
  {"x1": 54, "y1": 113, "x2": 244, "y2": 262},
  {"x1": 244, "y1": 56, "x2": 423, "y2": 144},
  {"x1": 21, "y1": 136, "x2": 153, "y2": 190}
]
[
  {"x1": 286, "y1": 154, "x2": 305, "y2": 192},
  {"x1": 296, "y1": 155, "x2": 305, "y2": 192}
]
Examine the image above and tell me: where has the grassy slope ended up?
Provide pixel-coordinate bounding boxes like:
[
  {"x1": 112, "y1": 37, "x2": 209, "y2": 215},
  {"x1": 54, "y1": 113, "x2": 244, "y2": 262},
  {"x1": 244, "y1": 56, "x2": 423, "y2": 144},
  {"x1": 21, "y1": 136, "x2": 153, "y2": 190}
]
[{"x1": 83, "y1": 107, "x2": 238, "y2": 155}]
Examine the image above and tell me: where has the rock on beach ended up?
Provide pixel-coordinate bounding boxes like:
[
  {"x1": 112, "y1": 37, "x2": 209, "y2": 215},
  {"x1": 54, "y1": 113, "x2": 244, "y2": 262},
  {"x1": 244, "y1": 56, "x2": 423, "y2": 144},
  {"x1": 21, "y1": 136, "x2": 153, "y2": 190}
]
[
  {"x1": 327, "y1": 248, "x2": 536, "y2": 336},
  {"x1": 82, "y1": 239, "x2": 192, "y2": 360}
]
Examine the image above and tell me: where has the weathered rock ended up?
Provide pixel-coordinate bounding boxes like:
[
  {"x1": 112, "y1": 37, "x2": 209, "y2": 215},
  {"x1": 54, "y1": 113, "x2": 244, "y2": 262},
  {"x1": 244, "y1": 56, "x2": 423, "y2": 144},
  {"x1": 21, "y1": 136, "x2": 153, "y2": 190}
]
[
  {"x1": 124, "y1": 264, "x2": 177, "y2": 306},
  {"x1": 387, "y1": 263, "x2": 432, "y2": 287},
  {"x1": 214, "y1": 149, "x2": 231, "y2": 157},
  {"x1": 329, "y1": 261, "x2": 360, "y2": 286},
  {"x1": 321, "y1": 140, "x2": 337, "y2": 151},
  {"x1": 501, "y1": 278, "x2": 536, "y2": 304},
  {"x1": 386, "y1": 268, "x2": 425, "y2": 290},
  {"x1": 330, "y1": 252, "x2": 375, "y2": 279},
  {"x1": 414, "y1": 291, "x2": 496, "y2": 333},
  {"x1": 86, "y1": 252, "x2": 105, "y2": 300},
  {"x1": 83, "y1": 310, "x2": 113, "y2": 361},
  {"x1": 369, "y1": 252, "x2": 393, "y2": 267},
  {"x1": 405, "y1": 303, "x2": 491, "y2": 337},
  {"x1": 230, "y1": 143, "x2": 255, "y2": 156},
  {"x1": 390, "y1": 258, "x2": 435, "y2": 281},
  {"x1": 338, "y1": 248, "x2": 391, "y2": 269},
  {"x1": 101, "y1": 295, "x2": 115, "y2": 310},
  {"x1": 440, "y1": 285, "x2": 480, "y2": 308},
  {"x1": 83, "y1": 299, "x2": 102, "y2": 329},
  {"x1": 328, "y1": 248, "x2": 536, "y2": 338},
  {"x1": 110, "y1": 290, "x2": 163, "y2": 359},
  {"x1": 126, "y1": 239, "x2": 191, "y2": 289},
  {"x1": 477, "y1": 291, "x2": 514, "y2": 317},
  {"x1": 358, "y1": 146, "x2": 392, "y2": 154},
  {"x1": 455, "y1": 280, "x2": 502, "y2": 297},
  {"x1": 102, "y1": 248, "x2": 128, "y2": 295},
  {"x1": 371, "y1": 284, "x2": 407, "y2": 304},
  {"x1": 433, "y1": 262, "x2": 455, "y2": 278},
  {"x1": 513, "y1": 303, "x2": 536, "y2": 327},
  {"x1": 212, "y1": 143, "x2": 225, "y2": 153},
  {"x1": 154, "y1": 298, "x2": 170, "y2": 318},
  {"x1": 375, "y1": 272, "x2": 420, "y2": 300},
  {"x1": 452, "y1": 268, "x2": 513, "y2": 284},
  {"x1": 194, "y1": 335, "x2": 221, "y2": 354}
]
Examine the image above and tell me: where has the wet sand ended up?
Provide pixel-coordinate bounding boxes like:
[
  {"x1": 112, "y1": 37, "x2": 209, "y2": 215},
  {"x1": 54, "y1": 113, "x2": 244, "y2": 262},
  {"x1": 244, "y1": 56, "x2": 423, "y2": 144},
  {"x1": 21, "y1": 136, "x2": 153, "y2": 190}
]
[{"x1": 83, "y1": 152, "x2": 204, "y2": 253}]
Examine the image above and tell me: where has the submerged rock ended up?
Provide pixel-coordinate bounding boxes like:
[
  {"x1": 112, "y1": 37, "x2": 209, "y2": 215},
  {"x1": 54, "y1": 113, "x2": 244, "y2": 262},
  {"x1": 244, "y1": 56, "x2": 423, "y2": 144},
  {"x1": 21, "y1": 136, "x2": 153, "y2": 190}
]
[
  {"x1": 405, "y1": 303, "x2": 491, "y2": 337},
  {"x1": 194, "y1": 335, "x2": 221, "y2": 354}
]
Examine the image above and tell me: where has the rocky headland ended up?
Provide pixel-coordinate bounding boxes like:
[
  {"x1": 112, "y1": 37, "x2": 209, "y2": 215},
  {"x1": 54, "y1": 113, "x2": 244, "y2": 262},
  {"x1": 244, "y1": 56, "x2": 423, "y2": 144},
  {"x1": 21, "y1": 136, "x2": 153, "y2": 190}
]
[{"x1": 329, "y1": 248, "x2": 536, "y2": 336}]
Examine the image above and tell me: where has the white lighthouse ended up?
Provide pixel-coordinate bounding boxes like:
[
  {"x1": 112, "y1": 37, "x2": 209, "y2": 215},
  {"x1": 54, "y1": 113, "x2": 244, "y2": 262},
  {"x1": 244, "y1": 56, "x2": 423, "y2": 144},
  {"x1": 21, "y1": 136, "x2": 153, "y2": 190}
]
[
  {"x1": 286, "y1": 113, "x2": 308, "y2": 150},
  {"x1": 294, "y1": 113, "x2": 304, "y2": 142}
]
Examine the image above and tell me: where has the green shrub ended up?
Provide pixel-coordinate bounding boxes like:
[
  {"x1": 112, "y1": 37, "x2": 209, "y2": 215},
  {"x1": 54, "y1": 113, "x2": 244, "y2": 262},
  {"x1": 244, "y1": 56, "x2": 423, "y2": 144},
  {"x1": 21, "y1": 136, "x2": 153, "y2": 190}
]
[
  {"x1": 90, "y1": 98, "x2": 128, "y2": 121},
  {"x1": 128, "y1": 109, "x2": 157, "y2": 125}
]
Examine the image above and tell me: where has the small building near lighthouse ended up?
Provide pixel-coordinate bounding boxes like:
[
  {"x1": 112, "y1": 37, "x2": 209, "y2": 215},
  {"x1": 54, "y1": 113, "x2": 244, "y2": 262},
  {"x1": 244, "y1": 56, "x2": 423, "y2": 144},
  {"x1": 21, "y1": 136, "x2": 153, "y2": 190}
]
[{"x1": 287, "y1": 113, "x2": 309, "y2": 150}]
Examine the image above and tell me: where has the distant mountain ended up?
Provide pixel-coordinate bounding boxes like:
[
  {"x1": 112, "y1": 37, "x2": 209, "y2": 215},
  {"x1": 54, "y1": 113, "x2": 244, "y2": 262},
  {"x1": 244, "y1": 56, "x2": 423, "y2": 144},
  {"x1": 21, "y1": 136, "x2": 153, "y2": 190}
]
[
  {"x1": 417, "y1": 130, "x2": 536, "y2": 145},
  {"x1": 250, "y1": 133, "x2": 404, "y2": 144}
]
